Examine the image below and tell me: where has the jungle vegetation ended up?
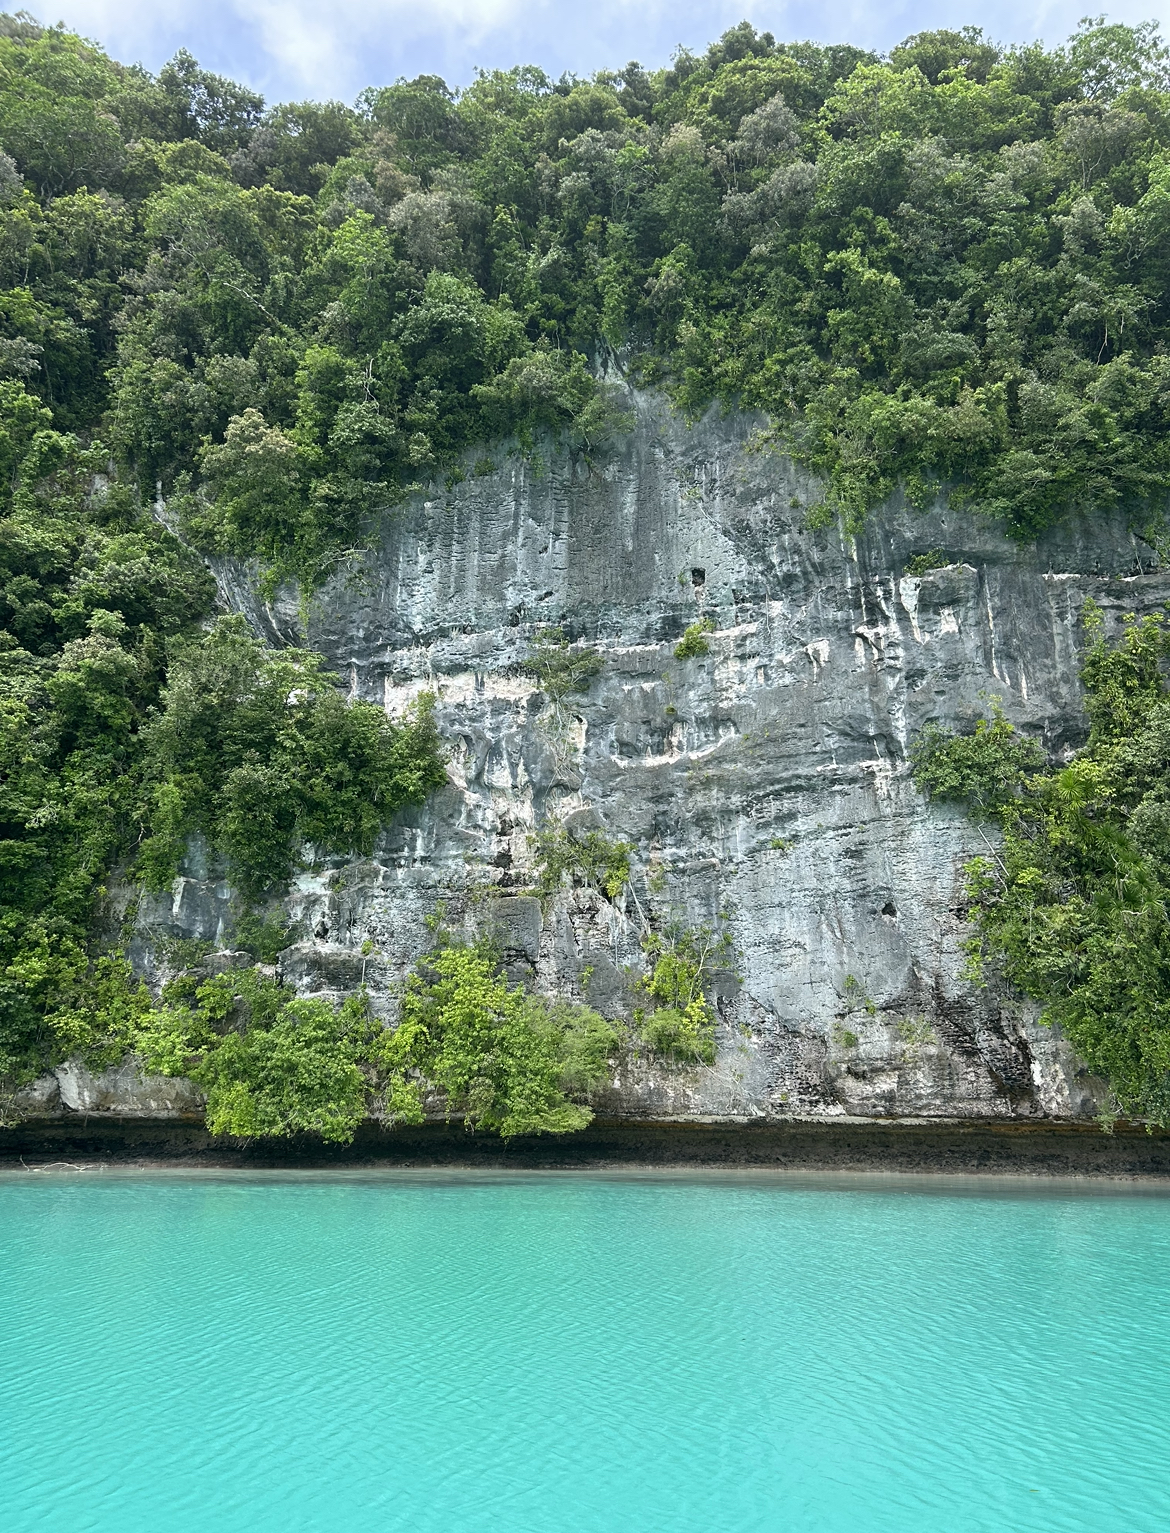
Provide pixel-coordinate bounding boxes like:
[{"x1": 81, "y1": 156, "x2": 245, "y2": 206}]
[
  {"x1": 3, "y1": 11, "x2": 1170, "y2": 1131},
  {"x1": 134, "y1": 941, "x2": 619, "y2": 1143},
  {"x1": 912, "y1": 606, "x2": 1170, "y2": 1125},
  {"x1": 1, "y1": 13, "x2": 1169, "y2": 576}
]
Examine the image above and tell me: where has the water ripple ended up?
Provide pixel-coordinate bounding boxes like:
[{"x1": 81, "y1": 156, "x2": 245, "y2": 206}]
[{"x1": 1, "y1": 1172, "x2": 1168, "y2": 1532}]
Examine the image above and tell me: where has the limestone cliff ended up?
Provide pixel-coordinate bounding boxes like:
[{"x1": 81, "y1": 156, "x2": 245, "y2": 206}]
[{"x1": 48, "y1": 388, "x2": 1170, "y2": 1125}]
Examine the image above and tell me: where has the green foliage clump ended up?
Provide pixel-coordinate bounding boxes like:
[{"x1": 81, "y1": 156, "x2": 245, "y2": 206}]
[
  {"x1": 136, "y1": 615, "x2": 447, "y2": 898},
  {"x1": 533, "y1": 822, "x2": 632, "y2": 899},
  {"x1": 636, "y1": 924, "x2": 732, "y2": 1064},
  {"x1": 916, "y1": 602, "x2": 1170, "y2": 1122},
  {"x1": 903, "y1": 550, "x2": 949, "y2": 577},
  {"x1": 231, "y1": 909, "x2": 299, "y2": 962},
  {"x1": 127, "y1": 935, "x2": 621, "y2": 1144},
  {"x1": 665, "y1": 19, "x2": 1170, "y2": 536},
  {"x1": 896, "y1": 1016, "x2": 937, "y2": 1047},
  {"x1": 910, "y1": 701, "x2": 1047, "y2": 817},
  {"x1": 842, "y1": 972, "x2": 878, "y2": 1016},
  {"x1": 35, "y1": 953, "x2": 156, "y2": 1072},
  {"x1": 674, "y1": 619, "x2": 714, "y2": 660},
  {"x1": 140, "y1": 967, "x2": 375, "y2": 1142},
  {"x1": 387, "y1": 939, "x2": 619, "y2": 1136},
  {"x1": 0, "y1": 394, "x2": 215, "y2": 1082},
  {"x1": 521, "y1": 627, "x2": 603, "y2": 704},
  {"x1": 0, "y1": 394, "x2": 444, "y2": 1087}
]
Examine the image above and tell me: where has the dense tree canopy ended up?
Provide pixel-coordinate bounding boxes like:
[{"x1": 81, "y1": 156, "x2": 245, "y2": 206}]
[{"x1": 0, "y1": 13, "x2": 1168, "y2": 576}]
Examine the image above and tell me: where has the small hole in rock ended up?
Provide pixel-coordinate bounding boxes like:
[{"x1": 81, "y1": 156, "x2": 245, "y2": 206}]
[
  {"x1": 691, "y1": 567, "x2": 706, "y2": 587},
  {"x1": 881, "y1": 902, "x2": 897, "y2": 918}
]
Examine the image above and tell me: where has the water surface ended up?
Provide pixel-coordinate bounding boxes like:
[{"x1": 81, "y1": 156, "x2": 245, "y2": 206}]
[{"x1": 2, "y1": 1169, "x2": 1167, "y2": 1532}]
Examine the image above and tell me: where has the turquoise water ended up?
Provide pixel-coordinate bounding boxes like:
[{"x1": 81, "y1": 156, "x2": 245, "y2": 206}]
[{"x1": 2, "y1": 1171, "x2": 1168, "y2": 1532}]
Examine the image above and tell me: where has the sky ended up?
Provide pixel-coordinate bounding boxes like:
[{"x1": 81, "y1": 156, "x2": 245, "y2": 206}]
[{"x1": 38, "y1": 0, "x2": 1170, "y2": 105}]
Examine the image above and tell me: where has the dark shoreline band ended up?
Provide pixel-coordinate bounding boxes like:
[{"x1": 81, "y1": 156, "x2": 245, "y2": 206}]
[{"x1": 5, "y1": 1116, "x2": 1170, "y2": 1178}]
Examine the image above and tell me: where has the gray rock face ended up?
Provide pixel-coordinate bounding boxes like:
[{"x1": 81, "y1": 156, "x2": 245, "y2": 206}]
[
  {"x1": 7, "y1": 1071, "x2": 60, "y2": 1117},
  {"x1": 54, "y1": 1059, "x2": 205, "y2": 1117},
  {"x1": 126, "y1": 389, "x2": 1169, "y2": 1123}
]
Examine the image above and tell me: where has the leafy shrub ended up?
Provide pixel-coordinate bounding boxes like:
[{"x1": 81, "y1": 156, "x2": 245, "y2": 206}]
[
  {"x1": 927, "y1": 603, "x2": 1170, "y2": 1123},
  {"x1": 639, "y1": 1002, "x2": 715, "y2": 1063},
  {"x1": 896, "y1": 1017, "x2": 937, "y2": 1047},
  {"x1": 903, "y1": 550, "x2": 949, "y2": 577},
  {"x1": 136, "y1": 616, "x2": 447, "y2": 898},
  {"x1": 473, "y1": 348, "x2": 633, "y2": 452},
  {"x1": 674, "y1": 619, "x2": 714, "y2": 660},
  {"x1": 139, "y1": 968, "x2": 375, "y2": 1143},
  {"x1": 133, "y1": 937, "x2": 620, "y2": 1143},
  {"x1": 635, "y1": 924, "x2": 732, "y2": 1064},
  {"x1": 533, "y1": 823, "x2": 632, "y2": 899},
  {"x1": 41, "y1": 954, "x2": 156, "y2": 1071},
  {"x1": 910, "y1": 703, "x2": 1046, "y2": 819},
  {"x1": 386, "y1": 940, "x2": 619, "y2": 1136},
  {"x1": 842, "y1": 972, "x2": 878, "y2": 1016},
  {"x1": 231, "y1": 909, "x2": 299, "y2": 962},
  {"x1": 521, "y1": 627, "x2": 603, "y2": 705}
]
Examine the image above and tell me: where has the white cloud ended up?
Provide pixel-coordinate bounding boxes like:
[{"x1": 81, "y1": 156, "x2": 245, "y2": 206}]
[
  {"x1": 45, "y1": 0, "x2": 1170, "y2": 103},
  {"x1": 236, "y1": 0, "x2": 530, "y2": 95}
]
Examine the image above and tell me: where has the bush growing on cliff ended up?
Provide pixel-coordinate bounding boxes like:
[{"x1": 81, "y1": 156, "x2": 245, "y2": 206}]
[
  {"x1": 521, "y1": 627, "x2": 603, "y2": 706},
  {"x1": 132, "y1": 940, "x2": 619, "y2": 1144},
  {"x1": 384, "y1": 939, "x2": 619, "y2": 1136},
  {"x1": 912, "y1": 603, "x2": 1170, "y2": 1124},
  {"x1": 138, "y1": 968, "x2": 376, "y2": 1142},
  {"x1": 136, "y1": 615, "x2": 447, "y2": 898},
  {"x1": 635, "y1": 923, "x2": 733, "y2": 1064},
  {"x1": 910, "y1": 701, "x2": 1046, "y2": 818},
  {"x1": 903, "y1": 551, "x2": 949, "y2": 577},
  {"x1": 533, "y1": 822, "x2": 632, "y2": 900},
  {"x1": 674, "y1": 620, "x2": 714, "y2": 660}
]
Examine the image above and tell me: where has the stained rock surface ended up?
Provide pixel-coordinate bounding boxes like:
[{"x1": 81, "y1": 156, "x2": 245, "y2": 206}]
[{"x1": 104, "y1": 389, "x2": 1170, "y2": 1124}]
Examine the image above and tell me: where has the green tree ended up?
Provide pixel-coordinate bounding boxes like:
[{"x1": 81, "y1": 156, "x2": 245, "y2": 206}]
[
  {"x1": 913, "y1": 604, "x2": 1170, "y2": 1123},
  {"x1": 387, "y1": 940, "x2": 617, "y2": 1136},
  {"x1": 139, "y1": 967, "x2": 375, "y2": 1142},
  {"x1": 137, "y1": 615, "x2": 447, "y2": 899}
]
